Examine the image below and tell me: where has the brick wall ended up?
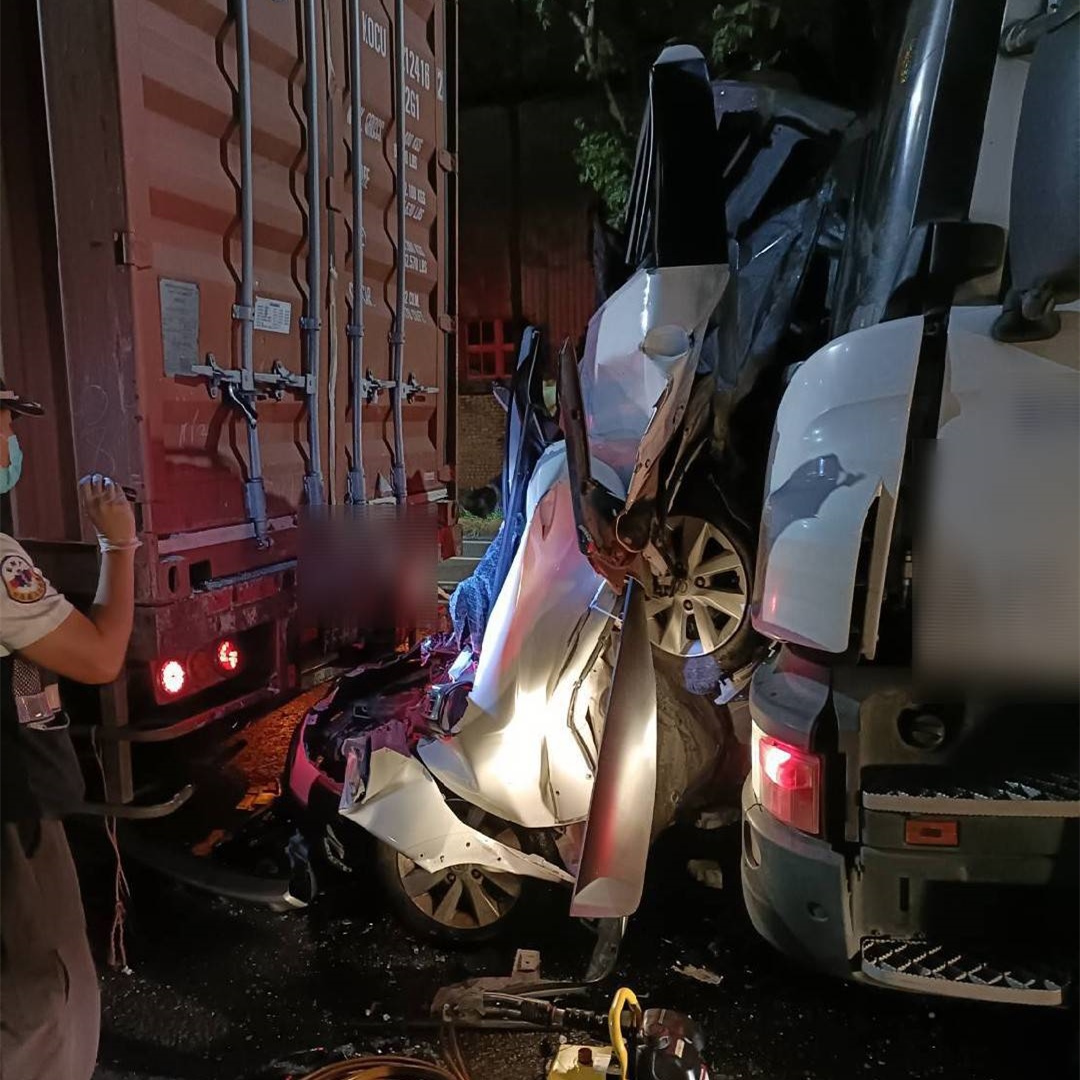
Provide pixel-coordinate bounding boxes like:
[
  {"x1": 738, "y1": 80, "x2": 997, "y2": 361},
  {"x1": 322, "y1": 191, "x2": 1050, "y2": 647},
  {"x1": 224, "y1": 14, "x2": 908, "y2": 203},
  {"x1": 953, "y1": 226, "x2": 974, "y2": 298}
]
[{"x1": 457, "y1": 394, "x2": 505, "y2": 492}]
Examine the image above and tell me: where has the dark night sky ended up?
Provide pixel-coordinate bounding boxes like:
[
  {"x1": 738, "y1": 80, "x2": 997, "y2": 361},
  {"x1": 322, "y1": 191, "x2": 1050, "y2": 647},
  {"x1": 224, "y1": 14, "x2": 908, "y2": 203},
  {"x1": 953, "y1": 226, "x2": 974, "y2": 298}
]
[{"x1": 458, "y1": 0, "x2": 885, "y2": 115}]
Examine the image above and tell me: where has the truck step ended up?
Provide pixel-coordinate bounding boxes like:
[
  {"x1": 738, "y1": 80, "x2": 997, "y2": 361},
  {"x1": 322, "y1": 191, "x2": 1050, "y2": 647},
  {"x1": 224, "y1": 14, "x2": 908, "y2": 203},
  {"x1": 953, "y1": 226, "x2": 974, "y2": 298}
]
[
  {"x1": 862, "y1": 766, "x2": 1080, "y2": 817},
  {"x1": 860, "y1": 936, "x2": 1072, "y2": 1005}
]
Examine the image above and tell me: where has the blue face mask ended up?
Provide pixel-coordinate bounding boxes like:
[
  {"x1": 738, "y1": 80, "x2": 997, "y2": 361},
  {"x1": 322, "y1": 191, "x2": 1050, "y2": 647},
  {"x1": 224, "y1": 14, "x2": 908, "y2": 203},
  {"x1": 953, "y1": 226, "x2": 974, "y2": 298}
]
[{"x1": 0, "y1": 435, "x2": 23, "y2": 494}]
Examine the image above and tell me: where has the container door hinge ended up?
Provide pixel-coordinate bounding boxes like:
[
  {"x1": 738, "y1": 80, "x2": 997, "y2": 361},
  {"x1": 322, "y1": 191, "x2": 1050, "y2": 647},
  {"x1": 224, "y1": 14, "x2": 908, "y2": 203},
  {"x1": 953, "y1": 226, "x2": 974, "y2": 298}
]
[
  {"x1": 437, "y1": 314, "x2": 457, "y2": 334},
  {"x1": 114, "y1": 230, "x2": 151, "y2": 268},
  {"x1": 437, "y1": 149, "x2": 458, "y2": 174}
]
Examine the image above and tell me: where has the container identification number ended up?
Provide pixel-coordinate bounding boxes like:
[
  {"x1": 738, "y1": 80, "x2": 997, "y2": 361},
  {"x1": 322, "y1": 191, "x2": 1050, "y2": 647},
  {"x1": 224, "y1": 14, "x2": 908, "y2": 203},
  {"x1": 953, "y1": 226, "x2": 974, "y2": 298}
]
[
  {"x1": 363, "y1": 12, "x2": 388, "y2": 57},
  {"x1": 404, "y1": 47, "x2": 431, "y2": 90}
]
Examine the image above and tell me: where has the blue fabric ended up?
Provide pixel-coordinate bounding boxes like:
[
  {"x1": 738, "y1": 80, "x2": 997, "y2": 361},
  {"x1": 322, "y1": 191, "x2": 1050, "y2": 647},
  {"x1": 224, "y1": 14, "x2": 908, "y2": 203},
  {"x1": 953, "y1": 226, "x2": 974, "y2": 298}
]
[{"x1": 449, "y1": 513, "x2": 524, "y2": 649}]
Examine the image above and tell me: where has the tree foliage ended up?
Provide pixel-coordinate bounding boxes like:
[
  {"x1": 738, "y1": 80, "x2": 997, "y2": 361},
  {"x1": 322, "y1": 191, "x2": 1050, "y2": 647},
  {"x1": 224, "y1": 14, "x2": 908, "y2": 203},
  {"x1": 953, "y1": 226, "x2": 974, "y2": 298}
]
[
  {"x1": 519, "y1": 0, "x2": 867, "y2": 225},
  {"x1": 572, "y1": 119, "x2": 634, "y2": 226}
]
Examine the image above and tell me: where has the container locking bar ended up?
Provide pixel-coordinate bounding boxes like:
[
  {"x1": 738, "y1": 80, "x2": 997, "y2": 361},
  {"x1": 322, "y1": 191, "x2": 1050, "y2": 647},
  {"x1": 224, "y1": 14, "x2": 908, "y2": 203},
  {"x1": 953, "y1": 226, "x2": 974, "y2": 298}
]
[
  {"x1": 346, "y1": 0, "x2": 368, "y2": 505},
  {"x1": 402, "y1": 373, "x2": 440, "y2": 401},
  {"x1": 192, "y1": 355, "x2": 312, "y2": 405},
  {"x1": 231, "y1": 0, "x2": 269, "y2": 546},
  {"x1": 360, "y1": 370, "x2": 396, "y2": 404}
]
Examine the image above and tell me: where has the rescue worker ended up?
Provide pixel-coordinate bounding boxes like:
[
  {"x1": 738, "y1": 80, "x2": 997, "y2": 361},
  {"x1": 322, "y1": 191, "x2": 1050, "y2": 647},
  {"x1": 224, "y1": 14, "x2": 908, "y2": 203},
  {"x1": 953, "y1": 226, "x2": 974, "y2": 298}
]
[{"x1": 0, "y1": 380, "x2": 137, "y2": 1080}]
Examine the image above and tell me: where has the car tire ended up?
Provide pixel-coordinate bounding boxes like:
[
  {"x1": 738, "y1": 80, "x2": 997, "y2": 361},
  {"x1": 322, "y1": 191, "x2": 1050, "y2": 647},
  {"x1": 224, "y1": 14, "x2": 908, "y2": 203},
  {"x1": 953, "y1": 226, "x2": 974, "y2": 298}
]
[{"x1": 374, "y1": 823, "x2": 529, "y2": 945}]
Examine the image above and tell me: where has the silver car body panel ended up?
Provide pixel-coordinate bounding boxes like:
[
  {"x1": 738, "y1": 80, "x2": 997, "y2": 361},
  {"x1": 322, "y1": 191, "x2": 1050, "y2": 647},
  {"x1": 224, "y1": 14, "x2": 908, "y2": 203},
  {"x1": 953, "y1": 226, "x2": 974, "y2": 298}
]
[
  {"x1": 571, "y1": 580, "x2": 658, "y2": 919},
  {"x1": 346, "y1": 270, "x2": 736, "y2": 895},
  {"x1": 579, "y1": 264, "x2": 729, "y2": 498},
  {"x1": 420, "y1": 443, "x2": 625, "y2": 829},
  {"x1": 340, "y1": 748, "x2": 573, "y2": 883}
]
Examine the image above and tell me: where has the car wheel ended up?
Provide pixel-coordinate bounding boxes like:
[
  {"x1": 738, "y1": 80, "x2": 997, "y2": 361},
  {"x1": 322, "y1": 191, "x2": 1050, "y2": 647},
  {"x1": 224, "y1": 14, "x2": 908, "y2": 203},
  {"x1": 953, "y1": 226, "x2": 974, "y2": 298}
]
[
  {"x1": 375, "y1": 810, "x2": 526, "y2": 945},
  {"x1": 646, "y1": 512, "x2": 755, "y2": 668}
]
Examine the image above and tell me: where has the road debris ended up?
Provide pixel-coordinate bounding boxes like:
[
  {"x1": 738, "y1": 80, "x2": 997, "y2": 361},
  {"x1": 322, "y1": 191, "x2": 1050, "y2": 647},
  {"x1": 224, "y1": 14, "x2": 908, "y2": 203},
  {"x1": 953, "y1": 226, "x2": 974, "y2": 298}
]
[
  {"x1": 672, "y1": 963, "x2": 724, "y2": 986},
  {"x1": 687, "y1": 859, "x2": 724, "y2": 890}
]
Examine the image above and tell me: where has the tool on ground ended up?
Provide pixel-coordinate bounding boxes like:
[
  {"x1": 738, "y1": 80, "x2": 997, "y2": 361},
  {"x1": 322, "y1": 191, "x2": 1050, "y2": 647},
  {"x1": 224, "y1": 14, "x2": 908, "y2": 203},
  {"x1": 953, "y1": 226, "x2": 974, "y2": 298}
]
[
  {"x1": 539, "y1": 984, "x2": 708, "y2": 1080},
  {"x1": 434, "y1": 961, "x2": 708, "y2": 1080}
]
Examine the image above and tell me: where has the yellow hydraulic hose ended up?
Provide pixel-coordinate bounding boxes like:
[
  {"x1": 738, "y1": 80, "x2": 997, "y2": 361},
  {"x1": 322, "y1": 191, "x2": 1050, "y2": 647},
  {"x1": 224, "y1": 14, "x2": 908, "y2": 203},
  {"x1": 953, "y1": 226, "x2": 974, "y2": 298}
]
[{"x1": 607, "y1": 987, "x2": 643, "y2": 1080}]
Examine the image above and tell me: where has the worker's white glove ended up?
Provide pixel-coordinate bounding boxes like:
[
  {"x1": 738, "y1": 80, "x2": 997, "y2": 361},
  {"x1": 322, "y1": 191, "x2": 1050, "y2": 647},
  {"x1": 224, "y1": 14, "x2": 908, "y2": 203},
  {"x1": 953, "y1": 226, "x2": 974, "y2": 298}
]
[{"x1": 79, "y1": 473, "x2": 140, "y2": 553}]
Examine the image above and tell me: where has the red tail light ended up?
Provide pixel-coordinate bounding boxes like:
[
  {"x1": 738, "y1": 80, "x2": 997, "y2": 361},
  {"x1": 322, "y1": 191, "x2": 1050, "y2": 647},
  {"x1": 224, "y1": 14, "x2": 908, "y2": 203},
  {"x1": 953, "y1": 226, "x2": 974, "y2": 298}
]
[
  {"x1": 754, "y1": 731, "x2": 822, "y2": 835},
  {"x1": 215, "y1": 638, "x2": 240, "y2": 674},
  {"x1": 159, "y1": 659, "x2": 187, "y2": 696}
]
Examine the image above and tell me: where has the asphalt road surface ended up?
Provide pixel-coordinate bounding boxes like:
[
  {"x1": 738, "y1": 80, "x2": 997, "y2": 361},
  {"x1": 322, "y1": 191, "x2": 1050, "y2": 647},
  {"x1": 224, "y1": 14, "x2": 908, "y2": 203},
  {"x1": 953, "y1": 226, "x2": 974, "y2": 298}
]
[{"x1": 77, "y1": 695, "x2": 1075, "y2": 1080}]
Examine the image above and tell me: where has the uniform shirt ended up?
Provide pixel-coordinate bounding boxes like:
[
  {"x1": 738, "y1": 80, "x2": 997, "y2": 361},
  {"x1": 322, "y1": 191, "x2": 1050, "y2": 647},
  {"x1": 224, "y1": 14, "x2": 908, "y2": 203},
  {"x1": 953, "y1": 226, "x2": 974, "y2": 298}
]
[
  {"x1": 0, "y1": 533, "x2": 73, "y2": 657},
  {"x1": 0, "y1": 533, "x2": 85, "y2": 820}
]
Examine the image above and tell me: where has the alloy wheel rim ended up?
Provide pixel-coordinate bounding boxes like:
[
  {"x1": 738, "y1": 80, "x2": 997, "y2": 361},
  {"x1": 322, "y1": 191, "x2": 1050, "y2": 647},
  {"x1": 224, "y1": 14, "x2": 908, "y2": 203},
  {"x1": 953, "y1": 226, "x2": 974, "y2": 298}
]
[
  {"x1": 646, "y1": 515, "x2": 748, "y2": 657},
  {"x1": 396, "y1": 812, "x2": 523, "y2": 930}
]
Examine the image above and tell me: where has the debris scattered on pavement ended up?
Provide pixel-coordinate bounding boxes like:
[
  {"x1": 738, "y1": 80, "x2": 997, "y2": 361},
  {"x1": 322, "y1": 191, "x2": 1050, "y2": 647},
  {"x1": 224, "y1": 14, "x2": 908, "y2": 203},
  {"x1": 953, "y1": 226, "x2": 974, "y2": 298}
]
[
  {"x1": 191, "y1": 829, "x2": 229, "y2": 857},
  {"x1": 693, "y1": 809, "x2": 740, "y2": 830},
  {"x1": 672, "y1": 963, "x2": 724, "y2": 986},
  {"x1": 237, "y1": 786, "x2": 280, "y2": 812},
  {"x1": 687, "y1": 859, "x2": 724, "y2": 889}
]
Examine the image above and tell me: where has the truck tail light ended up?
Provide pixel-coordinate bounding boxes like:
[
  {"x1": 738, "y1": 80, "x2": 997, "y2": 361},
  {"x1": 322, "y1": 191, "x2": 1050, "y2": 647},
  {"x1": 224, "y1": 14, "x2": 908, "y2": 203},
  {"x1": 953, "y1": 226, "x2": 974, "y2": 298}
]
[
  {"x1": 753, "y1": 730, "x2": 822, "y2": 835},
  {"x1": 159, "y1": 659, "x2": 187, "y2": 696},
  {"x1": 215, "y1": 638, "x2": 241, "y2": 674}
]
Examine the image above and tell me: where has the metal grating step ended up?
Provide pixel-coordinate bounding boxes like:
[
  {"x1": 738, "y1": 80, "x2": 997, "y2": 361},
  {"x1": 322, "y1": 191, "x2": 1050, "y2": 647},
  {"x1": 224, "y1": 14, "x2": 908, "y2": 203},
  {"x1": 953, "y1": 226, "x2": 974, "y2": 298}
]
[
  {"x1": 861, "y1": 936, "x2": 1072, "y2": 1006},
  {"x1": 862, "y1": 767, "x2": 1080, "y2": 817}
]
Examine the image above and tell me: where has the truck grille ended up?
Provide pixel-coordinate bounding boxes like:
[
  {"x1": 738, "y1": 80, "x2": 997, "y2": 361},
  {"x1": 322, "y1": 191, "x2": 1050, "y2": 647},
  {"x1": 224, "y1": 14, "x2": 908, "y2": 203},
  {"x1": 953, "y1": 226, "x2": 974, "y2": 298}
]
[{"x1": 861, "y1": 937, "x2": 1072, "y2": 1005}]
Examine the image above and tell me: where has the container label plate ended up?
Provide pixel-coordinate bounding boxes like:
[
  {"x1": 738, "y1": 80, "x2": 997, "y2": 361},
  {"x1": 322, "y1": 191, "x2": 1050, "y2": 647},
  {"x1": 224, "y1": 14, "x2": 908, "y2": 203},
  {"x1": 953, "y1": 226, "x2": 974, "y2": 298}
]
[
  {"x1": 254, "y1": 297, "x2": 292, "y2": 334},
  {"x1": 159, "y1": 279, "x2": 200, "y2": 375}
]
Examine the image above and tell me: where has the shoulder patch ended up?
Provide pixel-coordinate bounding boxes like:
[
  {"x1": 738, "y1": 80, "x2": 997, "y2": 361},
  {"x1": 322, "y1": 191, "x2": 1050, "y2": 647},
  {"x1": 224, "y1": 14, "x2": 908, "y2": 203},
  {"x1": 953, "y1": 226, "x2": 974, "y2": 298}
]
[{"x1": 1, "y1": 554, "x2": 47, "y2": 604}]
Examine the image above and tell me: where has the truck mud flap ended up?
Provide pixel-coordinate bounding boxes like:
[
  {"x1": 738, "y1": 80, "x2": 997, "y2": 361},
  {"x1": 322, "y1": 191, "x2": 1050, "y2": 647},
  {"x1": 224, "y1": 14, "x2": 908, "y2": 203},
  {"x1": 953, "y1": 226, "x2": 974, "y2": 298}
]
[{"x1": 116, "y1": 822, "x2": 307, "y2": 913}]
